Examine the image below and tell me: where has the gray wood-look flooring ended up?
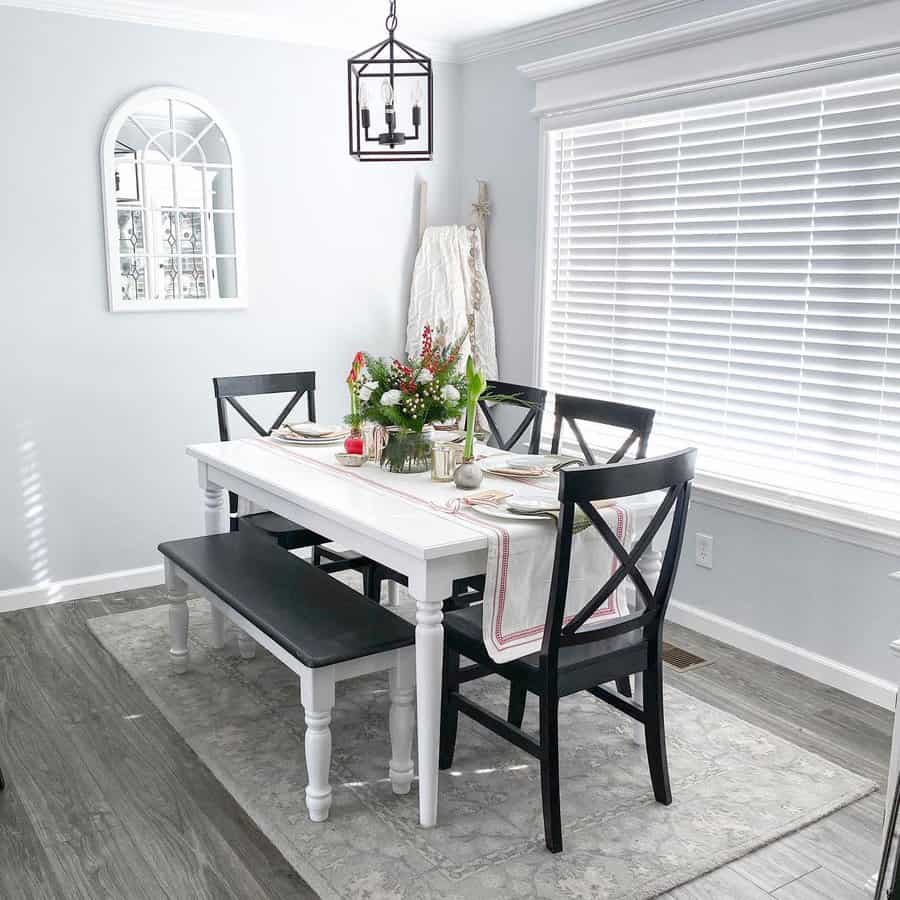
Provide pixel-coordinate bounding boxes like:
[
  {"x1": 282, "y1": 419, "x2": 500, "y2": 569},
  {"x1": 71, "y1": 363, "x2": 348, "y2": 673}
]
[{"x1": 0, "y1": 592, "x2": 890, "y2": 899}]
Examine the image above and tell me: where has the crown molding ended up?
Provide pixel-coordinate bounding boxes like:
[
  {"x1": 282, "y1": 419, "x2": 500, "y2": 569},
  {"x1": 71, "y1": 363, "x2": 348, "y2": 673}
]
[
  {"x1": 519, "y1": 0, "x2": 885, "y2": 80},
  {"x1": 456, "y1": 0, "x2": 705, "y2": 63},
  {"x1": 0, "y1": 0, "x2": 458, "y2": 61},
  {"x1": 530, "y1": 39, "x2": 900, "y2": 118}
]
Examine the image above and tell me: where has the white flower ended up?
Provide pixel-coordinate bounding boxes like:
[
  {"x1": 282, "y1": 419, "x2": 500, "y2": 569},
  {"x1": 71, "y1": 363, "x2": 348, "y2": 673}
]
[
  {"x1": 358, "y1": 386, "x2": 373, "y2": 403},
  {"x1": 441, "y1": 385, "x2": 460, "y2": 403},
  {"x1": 416, "y1": 369, "x2": 434, "y2": 384},
  {"x1": 381, "y1": 389, "x2": 402, "y2": 407},
  {"x1": 364, "y1": 380, "x2": 378, "y2": 391}
]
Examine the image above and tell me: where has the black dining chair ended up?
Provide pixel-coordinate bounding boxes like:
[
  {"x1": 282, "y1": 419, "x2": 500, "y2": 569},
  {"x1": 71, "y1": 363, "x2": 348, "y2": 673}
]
[
  {"x1": 542, "y1": 393, "x2": 657, "y2": 703},
  {"x1": 439, "y1": 448, "x2": 696, "y2": 853},
  {"x1": 367, "y1": 380, "x2": 548, "y2": 609},
  {"x1": 550, "y1": 393, "x2": 655, "y2": 465},
  {"x1": 213, "y1": 372, "x2": 377, "y2": 592}
]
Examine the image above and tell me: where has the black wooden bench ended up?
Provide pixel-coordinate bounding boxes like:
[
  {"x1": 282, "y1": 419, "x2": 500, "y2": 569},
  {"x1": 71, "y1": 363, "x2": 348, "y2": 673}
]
[{"x1": 159, "y1": 531, "x2": 416, "y2": 822}]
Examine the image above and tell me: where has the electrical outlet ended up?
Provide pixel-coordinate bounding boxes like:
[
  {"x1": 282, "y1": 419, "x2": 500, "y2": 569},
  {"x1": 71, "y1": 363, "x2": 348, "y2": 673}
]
[{"x1": 695, "y1": 533, "x2": 713, "y2": 569}]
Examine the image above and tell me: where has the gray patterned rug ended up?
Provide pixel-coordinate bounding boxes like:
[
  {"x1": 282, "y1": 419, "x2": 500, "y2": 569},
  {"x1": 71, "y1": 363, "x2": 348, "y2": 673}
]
[{"x1": 88, "y1": 599, "x2": 875, "y2": 900}]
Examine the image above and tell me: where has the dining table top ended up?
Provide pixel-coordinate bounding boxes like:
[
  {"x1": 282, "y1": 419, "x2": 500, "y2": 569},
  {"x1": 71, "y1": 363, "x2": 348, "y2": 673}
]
[{"x1": 187, "y1": 437, "x2": 491, "y2": 561}]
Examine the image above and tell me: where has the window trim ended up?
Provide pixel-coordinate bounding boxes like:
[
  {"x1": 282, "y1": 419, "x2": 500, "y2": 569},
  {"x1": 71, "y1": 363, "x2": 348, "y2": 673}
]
[
  {"x1": 531, "y1": 73, "x2": 900, "y2": 551},
  {"x1": 100, "y1": 86, "x2": 248, "y2": 312}
]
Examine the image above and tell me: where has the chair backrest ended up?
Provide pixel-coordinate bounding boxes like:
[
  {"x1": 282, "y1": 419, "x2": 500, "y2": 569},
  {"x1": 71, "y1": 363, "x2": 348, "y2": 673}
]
[
  {"x1": 550, "y1": 393, "x2": 655, "y2": 464},
  {"x1": 478, "y1": 380, "x2": 547, "y2": 454},
  {"x1": 541, "y1": 448, "x2": 697, "y2": 666},
  {"x1": 213, "y1": 372, "x2": 317, "y2": 441},
  {"x1": 212, "y1": 372, "x2": 317, "y2": 532}
]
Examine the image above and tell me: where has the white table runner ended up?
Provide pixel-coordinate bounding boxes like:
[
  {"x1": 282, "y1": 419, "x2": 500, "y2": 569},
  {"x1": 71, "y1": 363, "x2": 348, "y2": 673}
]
[{"x1": 250, "y1": 437, "x2": 629, "y2": 664}]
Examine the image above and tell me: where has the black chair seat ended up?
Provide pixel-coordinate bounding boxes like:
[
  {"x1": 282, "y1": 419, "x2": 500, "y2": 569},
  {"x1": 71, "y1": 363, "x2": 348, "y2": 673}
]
[
  {"x1": 158, "y1": 533, "x2": 414, "y2": 669},
  {"x1": 240, "y1": 511, "x2": 331, "y2": 547},
  {"x1": 444, "y1": 603, "x2": 647, "y2": 697}
]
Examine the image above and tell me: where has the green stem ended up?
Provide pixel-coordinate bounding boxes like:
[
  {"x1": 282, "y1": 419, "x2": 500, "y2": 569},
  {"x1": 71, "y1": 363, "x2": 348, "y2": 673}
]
[{"x1": 464, "y1": 398, "x2": 477, "y2": 460}]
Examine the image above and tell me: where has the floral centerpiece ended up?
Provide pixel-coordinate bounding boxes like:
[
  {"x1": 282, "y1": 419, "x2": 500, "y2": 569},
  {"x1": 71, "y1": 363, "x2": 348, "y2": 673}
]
[{"x1": 350, "y1": 324, "x2": 468, "y2": 473}]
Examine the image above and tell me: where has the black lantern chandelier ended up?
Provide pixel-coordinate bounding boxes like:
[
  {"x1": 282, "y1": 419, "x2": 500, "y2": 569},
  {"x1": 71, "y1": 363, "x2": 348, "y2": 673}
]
[{"x1": 347, "y1": 0, "x2": 433, "y2": 162}]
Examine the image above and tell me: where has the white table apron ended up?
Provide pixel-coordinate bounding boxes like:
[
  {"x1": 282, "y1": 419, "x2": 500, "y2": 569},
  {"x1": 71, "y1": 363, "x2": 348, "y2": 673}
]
[{"x1": 186, "y1": 438, "x2": 661, "y2": 828}]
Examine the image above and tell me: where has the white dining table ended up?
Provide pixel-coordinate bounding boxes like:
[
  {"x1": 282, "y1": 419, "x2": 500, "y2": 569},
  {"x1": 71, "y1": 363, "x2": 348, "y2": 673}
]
[{"x1": 185, "y1": 437, "x2": 663, "y2": 828}]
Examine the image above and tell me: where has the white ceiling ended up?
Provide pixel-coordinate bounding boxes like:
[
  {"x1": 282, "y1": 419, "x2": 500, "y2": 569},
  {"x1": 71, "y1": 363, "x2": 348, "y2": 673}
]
[{"x1": 3, "y1": 0, "x2": 607, "y2": 58}]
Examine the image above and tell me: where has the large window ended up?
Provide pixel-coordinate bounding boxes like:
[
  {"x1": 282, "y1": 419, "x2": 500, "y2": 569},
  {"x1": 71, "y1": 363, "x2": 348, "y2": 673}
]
[{"x1": 541, "y1": 73, "x2": 900, "y2": 522}]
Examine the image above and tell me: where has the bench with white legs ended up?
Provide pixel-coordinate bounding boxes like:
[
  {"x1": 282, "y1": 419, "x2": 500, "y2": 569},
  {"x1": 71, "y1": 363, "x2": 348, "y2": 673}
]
[{"x1": 159, "y1": 531, "x2": 416, "y2": 822}]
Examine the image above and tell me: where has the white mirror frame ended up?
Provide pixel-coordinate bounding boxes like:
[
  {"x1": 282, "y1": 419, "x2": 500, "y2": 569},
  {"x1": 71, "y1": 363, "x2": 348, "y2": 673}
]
[{"x1": 100, "y1": 86, "x2": 248, "y2": 312}]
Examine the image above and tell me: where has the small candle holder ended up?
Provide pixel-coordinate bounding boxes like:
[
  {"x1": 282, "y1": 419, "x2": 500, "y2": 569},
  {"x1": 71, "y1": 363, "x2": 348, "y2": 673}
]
[{"x1": 431, "y1": 443, "x2": 457, "y2": 482}]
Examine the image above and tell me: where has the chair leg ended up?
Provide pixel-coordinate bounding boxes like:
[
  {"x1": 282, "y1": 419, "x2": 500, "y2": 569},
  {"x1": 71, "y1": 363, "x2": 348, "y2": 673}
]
[
  {"x1": 363, "y1": 563, "x2": 381, "y2": 603},
  {"x1": 507, "y1": 682, "x2": 527, "y2": 727},
  {"x1": 643, "y1": 661, "x2": 672, "y2": 805},
  {"x1": 237, "y1": 630, "x2": 257, "y2": 660},
  {"x1": 539, "y1": 693, "x2": 563, "y2": 853},
  {"x1": 209, "y1": 606, "x2": 226, "y2": 649},
  {"x1": 439, "y1": 647, "x2": 460, "y2": 770},
  {"x1": 615, "y1": 676, "x2": 633, "y2": 698},
  {"x1": 300, "y1": 668, "x2": 335, "y2": 822},
  {"x1": 388, "y1": 648, "x2": 416, "y2": 795}
]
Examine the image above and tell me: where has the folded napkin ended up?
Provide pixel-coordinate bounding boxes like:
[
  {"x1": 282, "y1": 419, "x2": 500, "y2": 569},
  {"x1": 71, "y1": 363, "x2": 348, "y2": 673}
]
[
  {"x1": 284, "y1": 423, "x2": 341, "y2": 437},
  {"x1": 507, "y1": 498, "x2": 615, "y2": 534}
]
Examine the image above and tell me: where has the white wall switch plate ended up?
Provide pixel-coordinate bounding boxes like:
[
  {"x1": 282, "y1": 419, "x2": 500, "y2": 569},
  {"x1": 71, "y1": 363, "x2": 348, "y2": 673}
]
[{"x1": 695, "y1": 533, "x2": 713, "y2": 569}]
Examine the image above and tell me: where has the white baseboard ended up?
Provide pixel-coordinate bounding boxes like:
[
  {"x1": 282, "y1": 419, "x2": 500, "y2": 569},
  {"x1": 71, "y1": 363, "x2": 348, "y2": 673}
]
[
  {"x1": 668, "y1": 600, "x2": 897, "y2": 710},
  {"x1": 0, "y1": 565, "x2": 165, "y2": 614}
]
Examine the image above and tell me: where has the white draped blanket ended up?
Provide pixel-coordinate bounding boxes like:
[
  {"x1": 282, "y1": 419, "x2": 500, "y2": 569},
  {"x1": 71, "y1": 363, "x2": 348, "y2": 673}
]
[
  {"x1": 406, "y1": 225, "x2": 498, "y2": 379},
  {"x1": 252, "y1": 438, "x2": 629, "y2": 664}
]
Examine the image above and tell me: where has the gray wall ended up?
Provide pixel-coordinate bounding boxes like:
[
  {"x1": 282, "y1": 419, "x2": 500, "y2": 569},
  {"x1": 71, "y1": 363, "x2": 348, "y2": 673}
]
[
  {"x1": 0, "y1": 7, "x2": 460, "y2": 590},
  {"x1": 457, "y1": 0, "x2": 900, "y2": 687}
]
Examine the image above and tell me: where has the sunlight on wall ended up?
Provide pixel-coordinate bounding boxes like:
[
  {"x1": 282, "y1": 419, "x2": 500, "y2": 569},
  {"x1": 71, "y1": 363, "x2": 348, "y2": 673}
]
[{"x1": 19, "y1": 423, "x2": 59, "y2": 604}]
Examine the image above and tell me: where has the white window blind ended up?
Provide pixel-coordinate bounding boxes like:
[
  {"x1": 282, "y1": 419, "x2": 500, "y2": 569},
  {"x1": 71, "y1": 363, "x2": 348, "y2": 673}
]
[{"x1": 542, "y1": 72, "x2": 900, "y2": 521}]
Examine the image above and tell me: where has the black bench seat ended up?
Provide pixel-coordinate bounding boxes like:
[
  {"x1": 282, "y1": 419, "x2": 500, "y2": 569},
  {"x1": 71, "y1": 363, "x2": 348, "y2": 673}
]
[{"x1": 158, "y1": 532, "x2": 414, "y2": 668}]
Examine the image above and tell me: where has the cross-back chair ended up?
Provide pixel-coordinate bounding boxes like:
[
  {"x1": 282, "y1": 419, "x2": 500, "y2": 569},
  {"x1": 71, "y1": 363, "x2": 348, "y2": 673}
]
[
  {"x1": 479, "y1": 380, "x2": 548, "y2": 454},
  {"x1": 439, "y1": 448, "x2": 696, "y2": 853},
  {"x1": 368, "y1": 380, "x2": 548, "y2": 609},
  {"x1": 546, "y1": 393, "x2": 656, "y2": 700},
  {"x1": 550, "y1": 393, "x2": 655, "y2": 465},
  {"x1": 213, "y1": 372, "x2": 376, "y2": 590}
]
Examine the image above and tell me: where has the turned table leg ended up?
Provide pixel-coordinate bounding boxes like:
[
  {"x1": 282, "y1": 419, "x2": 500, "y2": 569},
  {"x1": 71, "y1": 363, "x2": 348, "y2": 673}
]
[
  {"x1": 389, "y1": 647, "x2": 416, "y2": 795},
  {"x1": 409, "y1": 564, "x2": 452, "y2": 828},
  {"x1": 202, "y1": 481, "x2": 228, "y2": 649}
]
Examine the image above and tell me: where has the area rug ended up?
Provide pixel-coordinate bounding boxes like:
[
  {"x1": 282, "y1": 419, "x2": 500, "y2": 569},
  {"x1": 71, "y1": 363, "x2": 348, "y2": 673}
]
[{"x1": 88, "y1": 599, "x2": 875, "y2": 900}]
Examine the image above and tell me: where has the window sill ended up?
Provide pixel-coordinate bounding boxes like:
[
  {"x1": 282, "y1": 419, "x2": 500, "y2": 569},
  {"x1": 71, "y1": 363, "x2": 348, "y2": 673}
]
[
  {"x1": 545, "y1": 435, "x2": 900, "y2": 554},
  {"x1": 690, "y1": 473, "x2": 900, "y2": 556}
]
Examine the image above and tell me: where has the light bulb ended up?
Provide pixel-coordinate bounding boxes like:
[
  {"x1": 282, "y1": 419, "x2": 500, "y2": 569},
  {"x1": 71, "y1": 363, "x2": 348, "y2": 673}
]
[
  {"x1": 381, "y1": 79, "x2": 394, "y2": 106},
  {"x1": 413, "y1": 81, "x2": 423, "y2": 107},
  {"x1": 358, "y1": 81, "x2": 369, "y2": 110}
]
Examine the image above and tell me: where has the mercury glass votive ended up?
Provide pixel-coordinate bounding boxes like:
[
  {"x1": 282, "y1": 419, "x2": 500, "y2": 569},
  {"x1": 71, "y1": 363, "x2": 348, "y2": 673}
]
[{"x1": 431, "y1": 443, "x2": 456, "y2": 482}]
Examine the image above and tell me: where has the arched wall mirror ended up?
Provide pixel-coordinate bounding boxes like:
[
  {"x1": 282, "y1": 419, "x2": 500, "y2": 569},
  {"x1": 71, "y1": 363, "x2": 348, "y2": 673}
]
[{"x1": 101, "y1": 87, "x2": 247, "y2": 312}]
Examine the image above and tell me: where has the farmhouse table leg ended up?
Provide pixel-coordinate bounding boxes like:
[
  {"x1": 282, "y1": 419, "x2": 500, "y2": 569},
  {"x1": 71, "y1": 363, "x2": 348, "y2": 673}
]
[
  {"x1": 389, "y1": 647, "x2": 416, "y2": 795},
  {"x1": 200, "y1": 473, "x2": 234, "y2": 654},
  {"x1": 409, "y1": 565, "x2": 452, "y2": 828},
  {"x1": 165, "y1": 559, "x2": 190, "y2": 675}
]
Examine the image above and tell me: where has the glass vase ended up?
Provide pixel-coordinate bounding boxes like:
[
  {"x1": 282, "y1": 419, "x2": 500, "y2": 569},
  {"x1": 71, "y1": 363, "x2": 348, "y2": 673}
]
[{"x1": 381, "y1": 429, "x2": 432, "y2": 474}]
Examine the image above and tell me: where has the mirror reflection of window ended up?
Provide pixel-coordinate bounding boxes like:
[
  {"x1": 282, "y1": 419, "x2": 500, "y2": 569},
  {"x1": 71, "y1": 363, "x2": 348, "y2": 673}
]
[{"x1": 103, "y1": 90, "x2": 244, "y2": 311}]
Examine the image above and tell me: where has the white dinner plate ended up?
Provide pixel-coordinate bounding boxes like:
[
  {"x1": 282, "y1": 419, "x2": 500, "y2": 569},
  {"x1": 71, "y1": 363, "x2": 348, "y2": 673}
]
[
  {"x1": 468, "y1": 502, "x2": 558, "y2": 523},
  {"x1": 271, "y1": 432, "x2": 348, "y2": 446},
  {"x1": 480, "y1": 454, "x2": 555, "y2": 479}
]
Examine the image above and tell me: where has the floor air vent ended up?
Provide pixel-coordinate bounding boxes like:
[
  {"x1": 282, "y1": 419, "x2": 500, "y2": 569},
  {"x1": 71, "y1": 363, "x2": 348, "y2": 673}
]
[{"x1": 662, "y1": 642, "x2": 709, "y2": 671}]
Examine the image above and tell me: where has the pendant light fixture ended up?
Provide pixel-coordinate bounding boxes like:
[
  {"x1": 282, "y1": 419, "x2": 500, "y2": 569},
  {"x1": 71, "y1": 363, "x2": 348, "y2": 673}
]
[{"x1": 347, "y1": 0, "x2": 433, "y2": 162}]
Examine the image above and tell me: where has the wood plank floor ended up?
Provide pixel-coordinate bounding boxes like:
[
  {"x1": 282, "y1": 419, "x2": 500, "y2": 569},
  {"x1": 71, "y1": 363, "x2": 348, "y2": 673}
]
[{"x1": 0, "y1": 591, "x2": 890, "y2": 899}]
